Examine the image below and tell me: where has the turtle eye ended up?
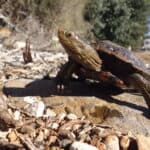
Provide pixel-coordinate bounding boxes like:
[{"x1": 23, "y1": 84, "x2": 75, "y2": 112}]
[{"x1": 65, "y1": 32, "x2": 72, "y2": 37}]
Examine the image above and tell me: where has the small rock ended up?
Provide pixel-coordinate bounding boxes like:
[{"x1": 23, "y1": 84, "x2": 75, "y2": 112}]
[
  {"x1": 136, "y1": 135, "x2": 150, "y2": 150},
  {"x1": 35, "y1": 130, "x2": 44, "y2": 142},
  {"x1": 0, "y1": 27, "x2": 11, "y2": 38},
  {"x1": 50, "y1": 146, "x2": 61, "y2": 150},
  {"x1": 91, "y1": 137, "x2": 106, "y2": 150},
  {"x1": 97, "y1": 142, "x2": 106, "y2": 150},
  {"x1": 70, "y1": 141, "x2": 98, "y2": 150},
  {"x1": 59, "y1": 129, "x2": 76, "y2": 140},
  {"x1": 72, "y1": 124, "x2": 82, "y2": 131},
  {"x1": 79, "y1": 133, "x2": 91, "y2": 143},
  {"x1": 67, "y1": 113, "x2": 78, "y2": 120},
  {"x1": 51, "y1": 122, "x2": 59, "y2": 130},
  {"x1": 23, "y1": 97, "x2": 45, "y2": 117},
  {"x1": 43, "y1": 128, "x2": 50, "y2": 139},
  {"x1": 104, "y1": 135, "x2": 119, "y2": 150},
  {"x1": 60, "y1": 139, "x2": 72, "y2": 148},
  {"x1": 0, "y1": 131, "x2": 9, "y2": 139},
  {"x1": 7, "y1": 130, "x2": 17, "y2": 142},
  {"x1": 45, "y1": 108, "x2": 56, "y2": 117},
  {"x1": 23, "y1": 96, "x2": 39, "y2": 103},
  {"x1": 48, "y1": 135, "x2": 57, "y2": 146},
  {"x1": 120, "y1": 135, "x2": 130, "y2": 150},
  {"x1": 19, "y1": 125, "x2": 35, "y2": 136},
  {"x1": 13, "y1": 110, "x2": 21, "y2": 120},
  {"x1": 14, "y1": 41, "x2": 26, "y2": 49},
  {"x1": 58, "y1": 113, "x2": 67, "y2": 120}
]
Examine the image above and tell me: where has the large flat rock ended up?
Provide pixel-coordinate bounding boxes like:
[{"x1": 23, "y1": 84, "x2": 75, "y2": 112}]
[{"x1": 2, "y1": 78, "x2": 150, "y2": 136}]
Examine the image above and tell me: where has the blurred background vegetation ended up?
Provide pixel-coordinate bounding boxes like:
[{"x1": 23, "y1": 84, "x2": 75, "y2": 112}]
[
  {"x1": 84, "y1": 0, "x2": 149, "y2": 47},
  {"x1": 0, "y1": 0, "x2": 62, "y2": 25},
  {"x1": 0, "y1": 0, "x2": 149, "y2": 48}
]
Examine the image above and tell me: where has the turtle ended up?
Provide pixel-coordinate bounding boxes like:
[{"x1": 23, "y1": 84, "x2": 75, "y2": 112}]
[
  {"x1": 57, "y1": 29, "x2": 125, "y2": 89},
  {"x1": 57, "y1": 29, "x2": 150, "y2": 108},
  {"x1": 95, "y1": 40, "x2": 150, "y2": 107}
]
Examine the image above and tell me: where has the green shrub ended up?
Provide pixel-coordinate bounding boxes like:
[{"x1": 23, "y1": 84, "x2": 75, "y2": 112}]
[{"x1": 84, "y1": 0, "x2": 147, "y2": 47}]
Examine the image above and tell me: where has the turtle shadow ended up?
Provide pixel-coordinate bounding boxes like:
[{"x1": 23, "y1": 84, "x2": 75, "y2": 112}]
[{"x1": 2, "y1": 77, "x2": 148, "y2": 117}]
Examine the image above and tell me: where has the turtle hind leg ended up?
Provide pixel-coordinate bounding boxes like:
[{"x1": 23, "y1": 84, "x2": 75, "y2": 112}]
[{"x1": 128, "y1": 73, "x2": 150, "y2": 108}]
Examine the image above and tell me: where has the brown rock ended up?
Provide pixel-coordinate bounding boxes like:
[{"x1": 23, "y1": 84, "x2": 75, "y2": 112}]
[
  {"x1": 120, "y1": 135, "x2": 130, "y2": 150},
  {"x1": 48, "y1": 136, "x2": 57, "y2": 146},
  {"x1": 7, "y1": 130, "x2": 18, "y2": 142},
  {"x1": 19, "y1": 125, "x2": 35, "y2": 136},
  {"x1": 104, "y1": 135, "x2": 119, "y2": 150},
  {"x1": 0, "y1": 27, "x2": 11, "y2": 38},
  {"x1": 91, "y1": 137, "x2": 106, "y2": 150},
  {"x1": 35, "y1": 130, "x2": 44, "y2": 142},
  {"x1": 136, "y1": 135, "x2": 150, "y2": 150}
]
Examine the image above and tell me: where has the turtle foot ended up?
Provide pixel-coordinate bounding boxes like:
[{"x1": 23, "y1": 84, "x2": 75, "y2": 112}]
[{"x1": 129, "y1": 73, "x2": 150, "y2": 109}]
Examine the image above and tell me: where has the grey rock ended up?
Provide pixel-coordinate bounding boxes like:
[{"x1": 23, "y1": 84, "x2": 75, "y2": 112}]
[
  {"x1": 70, "y1": 141, "x2": 98, "y2": 150},
  {"x1": 59, "y1": 139, "x2": 72, "y2": 148}
]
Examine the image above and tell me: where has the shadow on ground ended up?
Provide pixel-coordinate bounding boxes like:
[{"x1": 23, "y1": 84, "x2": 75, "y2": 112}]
[{"x1": 2, "y1": 77, "x2": 149, "y2": 117}]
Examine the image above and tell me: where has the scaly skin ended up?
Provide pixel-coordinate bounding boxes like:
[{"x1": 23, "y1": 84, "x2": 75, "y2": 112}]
[
  {"x1": 58, "y1": 29, "x2": 102, "y2": 72},
  {"x1": 57, "y1": 29, "x2": 150, "y2": 108},
  {"x1": 57, "y1": 29, "x2": 125, "y2": 89}
]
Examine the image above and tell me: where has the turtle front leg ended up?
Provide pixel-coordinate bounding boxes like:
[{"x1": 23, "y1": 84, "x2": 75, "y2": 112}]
[
  {"x1": 128, "y1": 73, "x2": 150, "y2": 108},
  {"x1": 77, "y1": 68, "x2": 125, "y2": 88},
  {"x1": 56, "y1": 59, "x2": 79, "y2": 91}
]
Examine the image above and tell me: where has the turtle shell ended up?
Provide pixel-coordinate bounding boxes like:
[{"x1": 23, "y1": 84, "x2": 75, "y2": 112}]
[{"x1": 96, "y1": 40, "x2": 148, "y2": 79}]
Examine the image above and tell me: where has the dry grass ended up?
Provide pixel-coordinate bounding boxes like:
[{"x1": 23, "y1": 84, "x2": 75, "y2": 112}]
[{"x1": 135, "y1": 51, "x2": 150, "y2": 64}]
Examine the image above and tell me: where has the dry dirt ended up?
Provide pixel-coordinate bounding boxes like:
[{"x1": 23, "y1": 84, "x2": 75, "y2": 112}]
[
  {"x1": 135, "y1": 51, "x2": 150, "y2": 64},
  {"x1": 3, "y1": 74, "x2": 150, "y2": 136},
  {"x1": 0, "y1": 24, "x2": 149, "y2": 137}
]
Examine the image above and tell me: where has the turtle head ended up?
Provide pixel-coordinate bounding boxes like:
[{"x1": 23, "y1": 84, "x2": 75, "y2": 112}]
[
  {"x1": 58, "y1": 29, "x2": 81, "y2": 52},
  {"x1": 58, "y1": 29, "x2": 102, "y2": 71}
]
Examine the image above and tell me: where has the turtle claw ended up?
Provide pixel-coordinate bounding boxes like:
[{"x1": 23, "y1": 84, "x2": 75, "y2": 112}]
[
  {"x1": 56, "y1": 76, "x2": 71, "y2": 94},
  {"x1": 56, "y1": 77, "x2": 66, "y2": 93}
]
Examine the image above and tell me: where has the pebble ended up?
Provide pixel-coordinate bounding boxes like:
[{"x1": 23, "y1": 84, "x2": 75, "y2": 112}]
[
  {"x1": 51, "y1": 122, "x2": 59, "y2": 130},
  {"x1": 67, "y1": 113, "x2": 78, "y2": 120},
  {"x1": 35, "y1": 130, "x2": 44, "y2": 142},
  {"x1": 120, "y1": 135, "x2": 130, "y2": 150},
  {"x1": 50, "y1": 146, "x2": 61, "y2": 150},
  {"x1": 14, "y1": 41, "x2": 26, "y2": 49},
  {"x1": 136, "y1": 135, "x2": 150, "y2": 150},
  {"x1": 7, "y1": 130, "x2": 17, "y2": 142},
  {"x1": 13, "y1": 110, "x2": 21, "y2": 120},
  {"x1": 19, "y1": 125, "x2": 35, "y2": 136},
  {"x1": 59, "y1": 139, "x2": 72, "y2": 148},
  {"x1": 58, "y1": 113, "x2": 67, "y2": 120},
  {"x1": 0, "y1": 131, "x2": 8, "y2": 139},
  {"x1": 104, "y1": 135, "x2": 119, "y2": 150},
  {"x1": 23, "y1": 97, "x2": 45, "y2": 117},
  {"x1": 45, "y1": 108, "x2": 56, "y2": 117},
  {"x1": 70, "y1": 141, "x2": 98, "y2": 150}
]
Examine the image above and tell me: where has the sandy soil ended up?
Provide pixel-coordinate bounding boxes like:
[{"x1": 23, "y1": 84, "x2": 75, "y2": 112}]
[
  {"x1": 135, "y1": 51, "x2": 150, "y2": 64},
  {"x1": 3, "y1": 78, "x2": 150, "y2": 136}
]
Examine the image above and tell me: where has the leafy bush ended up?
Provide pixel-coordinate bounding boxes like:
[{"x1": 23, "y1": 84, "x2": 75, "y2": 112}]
[{"x1": 84, "y1": 0, "x2": 147, "y2": 47}]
